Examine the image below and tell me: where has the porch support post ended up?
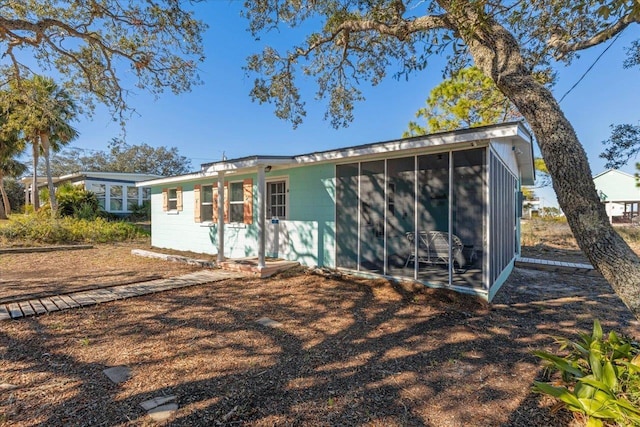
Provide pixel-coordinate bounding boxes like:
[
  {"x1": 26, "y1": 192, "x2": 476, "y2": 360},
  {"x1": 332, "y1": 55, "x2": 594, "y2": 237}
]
[
  {"x1": 217, "y1": 171, "x2": 225, "y2": 263},
  {"x1": 257, "y1": 165, "x2": 266, "y2": 268}
]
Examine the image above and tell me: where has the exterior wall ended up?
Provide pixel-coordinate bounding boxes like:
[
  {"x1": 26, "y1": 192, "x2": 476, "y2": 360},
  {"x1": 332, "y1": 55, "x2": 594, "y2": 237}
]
[
  {"x1": 265, "y1": 164, "x2": 336, "y2": 267},
  {"x1": 150, "y1": 163, "x2": 337, "y2": 268},
  {"x1": 488, "y1": 148, "x2": 519, "y2": 299},
  {"x1": 150, "y1": 182, "x2": 221, "y2": 254},
  {"x1": 489, "y1": 140, "x2": 519, "y2": 178},
  {"x1": 594, "y1": 170, "x2": 640, "y2": 201}
]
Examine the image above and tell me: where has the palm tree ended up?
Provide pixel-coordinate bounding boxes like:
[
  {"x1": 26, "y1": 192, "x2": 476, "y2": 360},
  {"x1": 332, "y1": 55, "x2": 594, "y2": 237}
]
[
  {"x1": 1, "y1": 76, "x2": 79, "y2": 214},
  {"x1": 0, "y1": 153, "x2": 27, "y2": 219},
  {"x1": 0, "y1": 110, "x2": 26, "y2": 219}
]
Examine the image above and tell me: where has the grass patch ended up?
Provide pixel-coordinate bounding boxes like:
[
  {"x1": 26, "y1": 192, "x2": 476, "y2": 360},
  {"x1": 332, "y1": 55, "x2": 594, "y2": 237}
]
[{"x1": 0, "y1": 213, "x2": 148, "y2": 245}]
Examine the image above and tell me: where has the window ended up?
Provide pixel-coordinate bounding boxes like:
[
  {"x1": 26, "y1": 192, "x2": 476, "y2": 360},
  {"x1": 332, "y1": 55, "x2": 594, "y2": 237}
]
[
  {"x1": 90, "y1": 183, "x2": 106, "y2": 209},
  {"x1": 267, "y1": 180, "x2": 287, "y2": 218},
  {"x1": 126, "y1": 186, "x2": 138, "y2": 211},
  {"x1": 229, "y1": 182, "x2": 244, "y2": 223},
  {"x1": 142, "y1": 187, "x2": 151, "y2": 202},
  {"x1": 110, "y1": 185, "x2": 123, "y2": 211},
  {"x1": 168, "y1": 188, "x2": 178, "y2": 211},
  {"x1": 201, "y1": 185, "x2": 213, "y2": 222},
  {"x1": 162, "y1": 187, "x2": 182, "y2": 212}
]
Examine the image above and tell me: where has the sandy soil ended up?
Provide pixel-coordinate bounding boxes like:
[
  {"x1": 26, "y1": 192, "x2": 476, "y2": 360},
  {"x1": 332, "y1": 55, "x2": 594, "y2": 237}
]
[{"x1": 1, "y1": 224, "x2": 639, "y2": 426}]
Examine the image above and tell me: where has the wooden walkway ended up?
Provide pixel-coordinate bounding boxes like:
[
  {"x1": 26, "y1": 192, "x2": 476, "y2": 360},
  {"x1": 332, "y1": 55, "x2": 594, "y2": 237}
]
[
  {"x1": 0, "y1": 270, "x2": 245, "y2": 321},
  {"x1": 515, "y1": 257, "x2": 598, "y2": 275}
]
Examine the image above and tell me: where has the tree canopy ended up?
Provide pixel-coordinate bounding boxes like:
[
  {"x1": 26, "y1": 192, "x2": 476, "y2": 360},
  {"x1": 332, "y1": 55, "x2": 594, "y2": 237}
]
[
  {"x1": 600, "y1": 123, "x2": 640, "y2": 169},
  {"x1": 242, "y1": 0, "x2": 640, "y2": 316},
  {"x1": 244, "y1": 1, "x2": 639, "y2": 128},
  {"x1": 46, "y1": 139, "x2": 192, "y2": 177},
  {"x1": 404, "y1": 67, "x2": 521, "y2": 137},
  {"x1": 0, "y1": 1, "x2": 207, "y2": 119}
]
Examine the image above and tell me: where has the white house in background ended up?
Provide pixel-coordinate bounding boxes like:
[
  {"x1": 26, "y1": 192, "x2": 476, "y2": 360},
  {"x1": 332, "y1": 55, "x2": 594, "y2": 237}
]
[
  {"x1": 22, "y1": 171, "x2": 161, "y2": 215},
  {"x1": 593, "y1": 169, "x2": 640, "y2": 224}
]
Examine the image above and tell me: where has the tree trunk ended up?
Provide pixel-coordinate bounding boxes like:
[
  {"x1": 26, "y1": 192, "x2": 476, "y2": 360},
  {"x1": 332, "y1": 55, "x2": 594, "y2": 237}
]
[
  {"x1": 0, "y1": 171, "x2": 7, "y2": 220},
  {"x1": 40, "y1": 132, "x2": 57, "y2": 215},
  {"x1": 444, "y1": 3, "x2": 640, "y2": 316},
  {"x1": 31, "y1": 140, "x2": 40, "y2": 210}
]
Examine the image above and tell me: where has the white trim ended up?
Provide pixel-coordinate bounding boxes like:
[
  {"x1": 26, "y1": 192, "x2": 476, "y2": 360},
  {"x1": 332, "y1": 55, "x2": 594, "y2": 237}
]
[
  {"x1": 265, "y1": 176, "x2": 289, "y2": 220},
  {"x1": 227, "y1": 180, "x2": 245, "y2": 224}
]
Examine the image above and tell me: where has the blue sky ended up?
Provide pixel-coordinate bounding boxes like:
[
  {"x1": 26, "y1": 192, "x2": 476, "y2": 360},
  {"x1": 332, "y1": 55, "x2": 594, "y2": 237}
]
[{"x1": 62, "y1": 3, "x2": 640, "y2": 206}]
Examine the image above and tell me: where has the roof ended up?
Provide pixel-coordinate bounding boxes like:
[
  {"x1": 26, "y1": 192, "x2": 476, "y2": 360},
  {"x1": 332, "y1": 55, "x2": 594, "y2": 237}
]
[
  {"x1": 139, "y1": 121, "x2": 535, "y2": 187},
  {"x1": 22, "y1": 171, "x2": 163, "y2": 188},
  {"x1": 593, "y1": 169, "x2": 640, "y2": 202}
]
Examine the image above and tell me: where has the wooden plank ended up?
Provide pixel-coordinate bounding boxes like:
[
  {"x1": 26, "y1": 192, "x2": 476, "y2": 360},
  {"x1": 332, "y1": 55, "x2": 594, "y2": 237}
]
[
  {"x1": 7, "y1": 303, "x2": 23, "y2": 319},
  {"x1": 88, "y1": 290, "x2": 116, "y2": 303},
  {"x1": 69, "y1": 293, "x2": 96, "y2": 307},
  {"x1": 40, "y1": 298, "x2": 60, "y2": 312},
  {"x1": 19, "y1": 302, "x2": 35, "y2": 317},
  {"x1": 57, "y1": 294, "x2": 80, "y2": 308},
  {"x1": 0, "y1": 305, "x2": 11, "y2": 321},
  {"x1": 116, "y1": 285, "x2": 146, "y2": 296},
  {"x1": 29, "y1": 300, "x2": 48, "y2": 315},
  {"x1": 49, "y1": 296, "x2": 70, "y2": 310},
  {"x1": 108, "y1": 287, "x2": 139, "y2": 299}
]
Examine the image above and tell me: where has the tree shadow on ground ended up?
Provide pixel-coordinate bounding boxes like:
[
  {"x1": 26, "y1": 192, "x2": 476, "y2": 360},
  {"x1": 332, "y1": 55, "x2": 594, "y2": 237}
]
[{"x1": 1, "y1": 266, "x2": 638, "y2": 426}]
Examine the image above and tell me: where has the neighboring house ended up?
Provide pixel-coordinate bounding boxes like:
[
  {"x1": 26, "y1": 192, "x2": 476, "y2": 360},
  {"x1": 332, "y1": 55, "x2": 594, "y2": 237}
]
[
  {"x1": 139, "y1": 122, "x2": 534, "y2": 301},
  {"x1": 23, "y1": 171, "x2": 161, "y2": 215},
  {"x1": 593, "y1": 169, "x2": 640, "y2": 224}
]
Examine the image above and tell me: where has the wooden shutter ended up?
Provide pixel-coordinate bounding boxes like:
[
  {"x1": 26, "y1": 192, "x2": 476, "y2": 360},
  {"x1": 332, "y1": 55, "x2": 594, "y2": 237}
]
[
  {"x1": 176, "y1": 187, "x2": 183, "y2": 211},
  {"x1": 223, "y1": 182, "x2": 229, "y2": 223},
  {"x1": 212, "y1": 185, "x2": 219, "y2": 222},
  {"x1": 193, "y1": 184, "x2": 201, "y2": 222},
  {"x1": 162, "y1": 188, "x2": 168, "y2": 211},
  {"x1": 243, "y1": 178, "x2": 253, "y2": 224}
]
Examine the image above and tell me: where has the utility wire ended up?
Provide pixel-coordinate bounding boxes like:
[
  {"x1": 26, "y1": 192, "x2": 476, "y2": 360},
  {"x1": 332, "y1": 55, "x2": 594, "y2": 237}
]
[{"x1": 558, "y1": 32, "x2": 623, "y2": 104}]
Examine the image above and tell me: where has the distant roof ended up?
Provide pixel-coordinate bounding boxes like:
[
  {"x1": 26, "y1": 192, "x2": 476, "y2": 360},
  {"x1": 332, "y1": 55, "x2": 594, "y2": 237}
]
[
  {"x1": 593, "y1": 169, "x2": 640, "y2": 202},
  {"x1": 22, "y1": 171, "x2": 163, "y2": 187}
]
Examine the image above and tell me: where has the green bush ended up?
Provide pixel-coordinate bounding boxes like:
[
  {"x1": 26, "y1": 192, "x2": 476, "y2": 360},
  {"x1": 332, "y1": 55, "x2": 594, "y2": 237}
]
[
  {"x1": 533, "y1": 320, "x2": 640, "y2": 427},
  {"x1": 128, "y1": 200, "x2": 151, "y2": 221},
  {"x1": 56, "y1": 183, "x2": 102, "y2": 219},
  {"x1": 0, "y1": 212, "x2": 148, "y2": 244}
]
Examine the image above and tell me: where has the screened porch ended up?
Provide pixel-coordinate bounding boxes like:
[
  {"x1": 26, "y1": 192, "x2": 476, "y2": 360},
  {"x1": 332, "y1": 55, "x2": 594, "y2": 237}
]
[{"x1": 335, "y1": 146, "x2": 519, "y2": 298}]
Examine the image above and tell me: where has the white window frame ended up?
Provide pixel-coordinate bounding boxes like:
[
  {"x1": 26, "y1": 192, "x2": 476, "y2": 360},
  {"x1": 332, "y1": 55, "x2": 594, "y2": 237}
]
[
  {"x1": 228, "y1": 181, "x2": 245, "y2": 223},
  {"x1": 109, "y1": 184, "x2": 124, "y2": 212},
  {"x1": 201, "y1": 184, "x2": 214, "y2": 223},
  {"x1": 126, "y1": 186, "x2": 139, "y2": 212},
  {"x1": 89, "y1": 182, "x2": 106, "y2": 210},
  {"x1": 168, "y1": 188, "x2": 178, "y2": 211},
  {"x1": 266, "y1": 177, "x2": 289, "y2": 220}
]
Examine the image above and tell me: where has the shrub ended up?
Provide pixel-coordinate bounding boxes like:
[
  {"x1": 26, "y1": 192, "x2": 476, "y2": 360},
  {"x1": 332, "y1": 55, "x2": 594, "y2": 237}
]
[
  {"x1": 533, "y1": 320, "x2": 640, "y2": 427},
  {"x1": 56, "y1": 183, "x2": 102, "y2": 219},
  {"x1": 0, "y1": 212, "x2": 148, "y2": 244},
  {"x1": 128, "y1": 200, "x2": 151, "y2": 221}
]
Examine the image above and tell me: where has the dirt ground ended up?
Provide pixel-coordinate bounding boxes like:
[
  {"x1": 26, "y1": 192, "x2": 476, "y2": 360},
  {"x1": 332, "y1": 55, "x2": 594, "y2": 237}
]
[
  {"x1": 0, "y1": 241, "x2": 201, "y2": 304},
  {"x1": 1, "y1": 225, "x2": 639, "y2": 426}
]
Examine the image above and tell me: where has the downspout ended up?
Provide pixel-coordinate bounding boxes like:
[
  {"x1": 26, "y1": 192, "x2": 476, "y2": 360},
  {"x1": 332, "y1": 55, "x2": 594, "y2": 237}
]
[
  {"x1": 257, "y1": 165, "x2": 266, "y2": 268},
  {"x1": 217, "y1": 171, "x2": 225, "y2": 263}
]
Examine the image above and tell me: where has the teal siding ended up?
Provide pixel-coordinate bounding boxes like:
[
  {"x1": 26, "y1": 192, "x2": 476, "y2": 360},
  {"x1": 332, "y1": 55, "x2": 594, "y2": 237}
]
[
  {"x1": 150, "y1": 165, "x2": 337, "y2": 268},
  {"x1": 286, "y1": 164, "x2": 336, "y2": 267},
  {"x1": 150, "y1": 182, "x2": 219, "y2": 254}
]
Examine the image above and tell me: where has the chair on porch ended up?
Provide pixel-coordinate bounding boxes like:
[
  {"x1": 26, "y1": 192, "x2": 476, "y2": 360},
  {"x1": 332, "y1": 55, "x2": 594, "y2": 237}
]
[{"x1": 404, "y1": 231, "x2": 476, "y2": 271}]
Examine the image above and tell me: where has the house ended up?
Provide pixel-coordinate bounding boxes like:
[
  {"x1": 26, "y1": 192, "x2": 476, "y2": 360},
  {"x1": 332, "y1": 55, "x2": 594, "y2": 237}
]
[
  {"x1": 139, "y1": 122, "x2": 534, "y2": 301},
  {"x1": 593, "y1": 169, "x2": 640, "y2": 224},
  {"x1": 23, "y1": 171, "x2": 161, "y2": 215}
]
